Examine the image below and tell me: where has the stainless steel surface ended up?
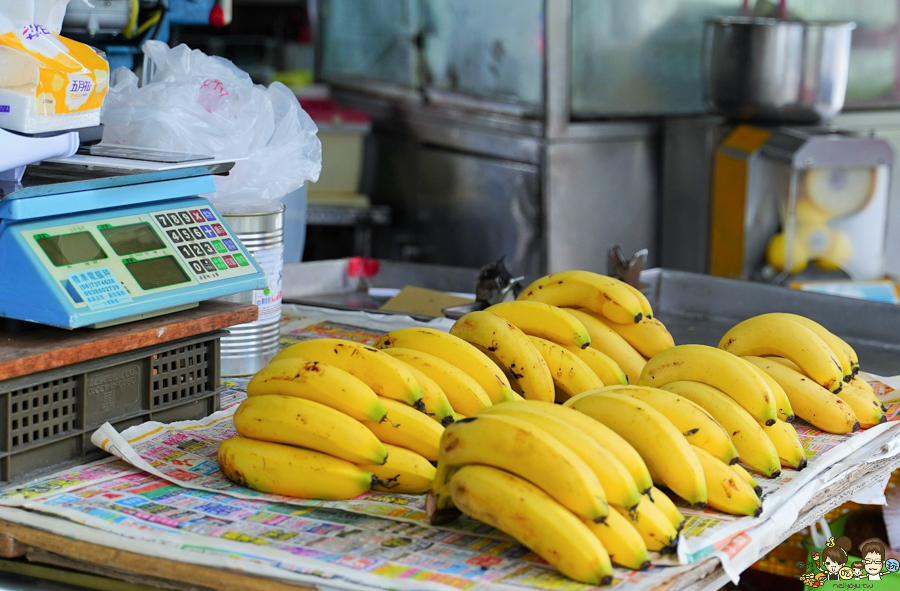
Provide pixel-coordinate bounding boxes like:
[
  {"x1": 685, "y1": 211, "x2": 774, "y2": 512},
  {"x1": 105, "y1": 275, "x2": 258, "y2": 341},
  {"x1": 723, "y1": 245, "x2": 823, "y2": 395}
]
[
  {"x1": 282, "y1": 259, "x2": 480, "y2": 311},
  {"x1": 645, "y1": 268, "x2": 900, "y2": 376},
  {"x1": 704, "y1": 17, "x2": 854, "y2": 123},
  {"x1": 545, "y1": 127, "x2": 660, "y2": 273},
  {"x1": 218, "y1": 208, "x2": 285, "y2": 376}
]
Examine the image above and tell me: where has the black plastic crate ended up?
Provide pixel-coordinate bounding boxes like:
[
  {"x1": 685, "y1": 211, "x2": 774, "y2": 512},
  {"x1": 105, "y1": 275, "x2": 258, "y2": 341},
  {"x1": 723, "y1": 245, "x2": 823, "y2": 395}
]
[{"x1": 0, "y1": 330, "x2": 226, "y2": 483}]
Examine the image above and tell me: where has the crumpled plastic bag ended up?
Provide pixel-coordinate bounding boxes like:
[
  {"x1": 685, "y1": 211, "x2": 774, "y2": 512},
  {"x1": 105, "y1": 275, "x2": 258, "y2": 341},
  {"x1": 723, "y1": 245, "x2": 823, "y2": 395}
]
[{"x1": 101, "y1": 40, "x2": 321, "y2": 214}]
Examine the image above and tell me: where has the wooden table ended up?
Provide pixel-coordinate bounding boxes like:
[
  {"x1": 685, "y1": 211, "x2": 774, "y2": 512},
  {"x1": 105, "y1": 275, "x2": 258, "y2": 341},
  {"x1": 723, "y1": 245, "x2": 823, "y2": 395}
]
[{"x1": 0, "y1": 301, "x2": 258, "y2": 381}]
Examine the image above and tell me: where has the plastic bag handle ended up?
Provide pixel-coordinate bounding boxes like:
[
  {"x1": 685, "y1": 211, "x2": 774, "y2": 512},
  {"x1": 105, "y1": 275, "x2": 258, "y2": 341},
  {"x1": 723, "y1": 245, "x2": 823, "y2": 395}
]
[{"x1": 809, "y1": 518, "x2": 832, "y2": 549}]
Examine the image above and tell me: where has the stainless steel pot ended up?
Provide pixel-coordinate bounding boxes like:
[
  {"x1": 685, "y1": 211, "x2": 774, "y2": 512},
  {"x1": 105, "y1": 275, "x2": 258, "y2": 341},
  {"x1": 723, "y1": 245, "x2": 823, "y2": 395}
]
[{"x1": 704, "y1": 17, "x2": 854, "y2": 123}]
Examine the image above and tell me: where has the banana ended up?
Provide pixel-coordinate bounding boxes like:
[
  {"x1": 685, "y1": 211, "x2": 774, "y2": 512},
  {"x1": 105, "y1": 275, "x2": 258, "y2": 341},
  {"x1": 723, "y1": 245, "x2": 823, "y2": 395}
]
[
  {"x1": 760, "y1": 419, "x2": 807, "y2": 470},
  {"x1": 691, "y1": 446, "x2": 762, "y2": 517},
  {"x1": 380, "y1": 348, "x2": 492, "y2": 416},
  {"x1": 594, "y1": 385, "x2": 739, "y2": 465},
  {"x1": 518, "y1": 270, "x2": 643, "y2": 325},
  {"x1": 595, "y1": 316, "x2": 675, "y2": 359},
  {"x1": 528, "y1": 336, "x2": 604, "y2": 398},
  {"x1": 742, "y1": 357, "x2": 859, "y2": 434},
  {"x1": 648, "y1": 487, "x2": 685, "y2": 531},
  {"x1": 486, "y1": 301, "x2": 591, "y2": 349},
  {"x1": 233, "y1": 395, "x2": 388, "y2": 465},
  {"x1": 393, "y1": 362, "x2": 455, "y2": 426},
  {"x1": 741, "y1": 358, "x2": 795, "y2": 423},
  {"x1": 565, "y1": 392, "x2": 707, "y2": 505},
  {"x1": 620, "y1": 282, "x2": 654, "y2": 320},
  {"x1": 659, "y1": 381, "x2": 782, "y2": 478},
  {"x1": 246, "y1": 358, "x2": 386, "y2": 423},
  {"x1": 582, "y1": 509, "x2": 651, "y2": 571},
  {"x1": 273, "y1": 339, "x2": 423, "y2": 407},
  {"x1": 614, "y1": 495, "x2": 678, "y2": 553},
  {"x1": 439, "y1": 415, "x2": 608, "y2": 522},
  {"x1": 363, "y1": 397, "x2": 444, "y2": 461},
  {"x1": 563, "y1": 308, "x2": 647, "y2": 383},
  {"x1": 837, "y1": 377, "x2": 884, "y2": 429},
  {"x1": 373, "y1": 328, "x2": 517, "y2": 404},
  {"x1": 563, "y1": 345, "x2": 628, "y2": 386},
  {"x1": 640, "y1": 344, "x2": 778, "y2": 426},
  {"x1": 718, "y1": 316, "x2": 844, "y2": 393},
  {"x1": 731, "y1": 464, "x2": 763, "y2": 497},
  {"x1": 479, "y1": 401, "x2": 644, "y2": 508},
  {"x1": 360, "y1": 444, "x2": 436, "y2": 494},
  {"x1": 450, "y1": 312, "x2": 555, "y2": 402},
  {"x1": 757, "y1": 313, "x2": 855, "y2": 380},
  {"x1": 218, "y1": 436, "x2": 383, "y2": 500},
  {"x1": 449, "y1": 465, "x2": 614, "y2": 585}
]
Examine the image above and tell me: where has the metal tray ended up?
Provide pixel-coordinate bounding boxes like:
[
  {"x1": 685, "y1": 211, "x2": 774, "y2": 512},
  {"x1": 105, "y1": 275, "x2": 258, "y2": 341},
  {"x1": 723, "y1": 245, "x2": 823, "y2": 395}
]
[
  {"x1": 281, "y1": 260, "x2": 900, "y2": 377},
  {"x1": 644, "y1": 269, "x2": 900, "y2": 377}
]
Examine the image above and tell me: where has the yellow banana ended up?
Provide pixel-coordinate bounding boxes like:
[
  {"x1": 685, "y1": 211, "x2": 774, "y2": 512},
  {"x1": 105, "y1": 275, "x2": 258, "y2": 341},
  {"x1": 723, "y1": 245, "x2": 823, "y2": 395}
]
[
  {"x1": 742, "y1": 357, "x2": 859, "y2": 434},
  {"x1": 360, "y1": 444, "x2": 435, "y2": 494},
  {"x1": 528, "y1": 336, "x2": 604, "y2": 398},
  {"x1": 233, "y1": 395, "x2": 387, "y2": 465},
  {"x1": 583, "y1": 509, "x2": 651, "y2": 571},
  {"x1": 518, "y1": 270, "x2": 643, "y2": 325},
  {"x1": 620, "y1": 282, "x2": 654, "y2": 320},
  {"x1": 273, "y1": 339, "x2": 423, "y2": 407},
  {"x1": 449, "y1": 465, "x2": 614, "y2": 585},
  {"x1": 373, "y1": 327, "x2": 516, "y2": 404},
  {"x1": 757, "y1": 313, "x2": 855, "y2": 380},
  {"x1": 660, "y1": 381, "x2": 782, "y2": 478},
  {"x1": 486, "y1": 301, "x2": 591, "y2": 349},
  {"x1": 563, "y1": 308, "x2": 647, "y2": 383},
  {"x1": 614, "y1": 495, "x2": 678, "y2": 553},
  {"x1": 731, "y1": 464, "x2": 762, "y2": 496},
  {"x1": 363, "y1": 397, "x2": 444, "y2": 461},
  {"x1": 838, "y1": 377, "x2": 884, "y2": 429},
  {"x1": 691, "y1": 446, "x2": 762, "y2": 517},
  {"x1": 391, "y1": 362, "x2": 455, "y2": 426},
  {"x1": 563, "y1": 345, "x2": 628, "y2": 386},
  {"x1": 596, "y1": 316, "x2": 675, "y2": 359},
  {"x1": 718, "y1": 316, "x2": 844, "y2": 393},
  {"x1": 450, "y1": 311, "x2": 554, "y2": 402},
  {"x1": 741, "y1": 358, "x2": 795, "y2": 423},
  {"x1": 218, "y1": 436, "x2": 381, "y2": 500},
  {"x1": 439, "y1": 415, "x2": 608, "y2": 522},
  {"x1": 380, "y1": 348, "x2": 492, "y2": 416},
  {"x1": 479, "y1": 401, "x2": 644, "y2": 508},
  {"x1": 246, "y1": 358, "x2": 386, "y2": 423},
  {"x1": 648, "y1": 487, "x2": 685, "y2": 531},
  {"x1": 594, "y1": 385, "x2": 739, "y2": 465},
  {"x1": 835, "y1": 334, "x2": 860, "y2": 375},
  {"x1": 760, "y1": 419, "x2": 807, "y2": 470},
  {"x1": 640, "y1": 344, "x2": 777, "y2": 426},
  {"x1": 565, "y1": 392, "x2": 707, "y2": 505}
]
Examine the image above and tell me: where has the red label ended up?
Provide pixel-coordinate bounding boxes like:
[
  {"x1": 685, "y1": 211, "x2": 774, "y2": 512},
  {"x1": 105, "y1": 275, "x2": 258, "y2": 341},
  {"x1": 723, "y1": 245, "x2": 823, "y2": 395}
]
[
  {"x1": 212, "y1": 224, "x2": 227, "y2": 236},
  {"x1": 223, "y1": 255, "x2": 238, "y2": 268},
  {"x1": 189, "y1": 210, "x2": 205, "y2": 223}
]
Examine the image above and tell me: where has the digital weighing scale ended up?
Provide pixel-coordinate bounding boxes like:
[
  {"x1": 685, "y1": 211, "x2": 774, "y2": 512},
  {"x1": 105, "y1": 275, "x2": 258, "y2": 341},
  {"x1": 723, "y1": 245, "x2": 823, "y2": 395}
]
[{"x1": 0, "y1": 131, "x2": 268, "y2": 329}]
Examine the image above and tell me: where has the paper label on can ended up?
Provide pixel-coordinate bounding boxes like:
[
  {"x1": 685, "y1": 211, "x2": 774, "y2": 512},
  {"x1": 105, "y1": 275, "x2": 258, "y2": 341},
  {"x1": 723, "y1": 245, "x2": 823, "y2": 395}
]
[{"x1": 251, "y1": 245, "x2": 283, "y2": 315}]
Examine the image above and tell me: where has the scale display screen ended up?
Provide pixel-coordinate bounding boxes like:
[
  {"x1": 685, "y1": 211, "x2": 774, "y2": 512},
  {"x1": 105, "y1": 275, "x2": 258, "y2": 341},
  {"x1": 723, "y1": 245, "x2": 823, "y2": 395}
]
[
  {"x1": 124, "y1": 256, "x2": 190, "y2": 290},
  {"x1": 100, "y1": 222, "x2": 165, "y2": 256},
  {"x1": 36, "y1": 232, "x2": 108, "y2": 267}
]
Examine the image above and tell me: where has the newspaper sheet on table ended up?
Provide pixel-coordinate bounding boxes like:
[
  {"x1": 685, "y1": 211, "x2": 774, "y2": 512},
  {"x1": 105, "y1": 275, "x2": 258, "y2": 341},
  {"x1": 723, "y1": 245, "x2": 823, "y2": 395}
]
[{"x1": 2, "y1": 304, "x2": 899, "y2": 589}]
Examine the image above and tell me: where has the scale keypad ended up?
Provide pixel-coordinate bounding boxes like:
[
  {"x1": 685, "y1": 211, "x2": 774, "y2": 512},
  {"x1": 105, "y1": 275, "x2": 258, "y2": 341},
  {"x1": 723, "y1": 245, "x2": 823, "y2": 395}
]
[{"x1": 152, "y1": 206, "x2": 251, "y2": 283}]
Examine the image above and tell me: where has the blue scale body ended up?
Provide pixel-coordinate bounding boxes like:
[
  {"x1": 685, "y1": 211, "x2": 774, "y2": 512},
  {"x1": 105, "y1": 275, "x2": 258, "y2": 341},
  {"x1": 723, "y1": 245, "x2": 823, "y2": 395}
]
[{"x1": 0, "y1": 167, "x2": 267, "y2": 329}]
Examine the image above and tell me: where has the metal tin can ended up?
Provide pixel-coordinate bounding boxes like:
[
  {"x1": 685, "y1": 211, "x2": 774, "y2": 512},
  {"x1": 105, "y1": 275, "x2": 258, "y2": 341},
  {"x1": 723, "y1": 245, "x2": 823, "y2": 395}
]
[{"x1": 218, "y1": 206, "x2": 285, "y2": 376}]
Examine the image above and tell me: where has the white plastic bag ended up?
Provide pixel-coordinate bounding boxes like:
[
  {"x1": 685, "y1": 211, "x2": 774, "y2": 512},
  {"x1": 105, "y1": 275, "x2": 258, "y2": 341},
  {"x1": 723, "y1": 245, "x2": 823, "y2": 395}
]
[{"x1": 101, "y1": 41, "x2": 321, "y2": 214}]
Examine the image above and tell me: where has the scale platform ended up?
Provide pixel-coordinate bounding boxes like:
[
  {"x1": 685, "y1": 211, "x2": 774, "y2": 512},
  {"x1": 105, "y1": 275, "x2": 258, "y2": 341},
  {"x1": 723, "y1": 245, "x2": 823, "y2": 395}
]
[{"x1": 0, "y1": 160, "x2": 268, "y2": 329}]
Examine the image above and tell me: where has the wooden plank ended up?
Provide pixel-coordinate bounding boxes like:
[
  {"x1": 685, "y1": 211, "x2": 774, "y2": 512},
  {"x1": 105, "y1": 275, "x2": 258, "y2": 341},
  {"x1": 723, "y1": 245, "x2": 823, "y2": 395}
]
[
  {"x1": 0, "y1": 518, "x2": 313, "y2": 591},
  {"x1": 0, "y1": 301, "x2": 258, "y2": 381}
]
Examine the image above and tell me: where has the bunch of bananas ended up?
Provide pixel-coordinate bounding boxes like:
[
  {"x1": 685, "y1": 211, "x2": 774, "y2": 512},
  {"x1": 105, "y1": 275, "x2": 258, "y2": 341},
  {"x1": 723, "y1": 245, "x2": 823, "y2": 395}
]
[
  {"x1": 219, "y1": 338, "x2": 448, "y2": 498},
  {"x1": 429, "y1": 400, "x2": 684, "y2": 584},
  {"x1": 718, "y1": 313, "x2": 884, "y2": 431}
]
